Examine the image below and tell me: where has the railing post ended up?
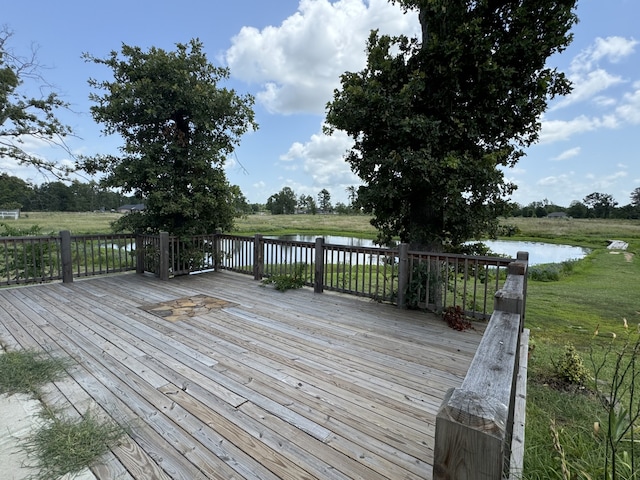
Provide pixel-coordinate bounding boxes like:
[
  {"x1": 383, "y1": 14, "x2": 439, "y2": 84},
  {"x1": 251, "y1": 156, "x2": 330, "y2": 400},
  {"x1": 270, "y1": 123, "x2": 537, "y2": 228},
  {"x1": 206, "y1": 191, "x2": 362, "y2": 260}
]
[
  {"x1": 159, "y1": 231, "x2": 170, "y2": 281},
  {"x1": 135, "y1": 235, "x2": 144, "y2": 274},
  {"x1": 253, "y1": 234, "x2": 264, "y2": 280},
  {"x1": 434, "y1": 387, "x2": 509, "y2": 479},
  {"x1": 60, "y1": 230, "x2": 73, "y2": 283},
  {"x1": 494, "y1": 253, "x2": 528, "y2": 329},
  {"x1": 517, "y1": 251, "x2": 529, "y2": 326},
  {"x1": 397, "y1": 243, "x2": 409, "y2": 308},
  {"x1": 314, "y1": 237, "x2": 324, "y2": 293},
  {"x1": 214, "y1": 229, "x2": 222, "y2": 271}
]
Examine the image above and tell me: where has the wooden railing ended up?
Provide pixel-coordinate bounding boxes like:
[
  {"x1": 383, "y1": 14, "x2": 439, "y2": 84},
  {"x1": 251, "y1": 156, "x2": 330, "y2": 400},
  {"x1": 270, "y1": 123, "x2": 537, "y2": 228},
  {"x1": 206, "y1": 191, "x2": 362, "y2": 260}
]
[
  {"x1": 1, "y1": 231, "x2": 516, "y2": 319},
  {"x1": 135, "y1": 233, "x2": 514, "y2": 318},
  {"x1": 1, "y1": 230, "x2": 530, "y2": 474},
  {"x1": 0, "y1": 231, "x2": 137, "y2": 285},
  {"x1": 433, "y1": 252, "x2": 529, "y2": 479}
]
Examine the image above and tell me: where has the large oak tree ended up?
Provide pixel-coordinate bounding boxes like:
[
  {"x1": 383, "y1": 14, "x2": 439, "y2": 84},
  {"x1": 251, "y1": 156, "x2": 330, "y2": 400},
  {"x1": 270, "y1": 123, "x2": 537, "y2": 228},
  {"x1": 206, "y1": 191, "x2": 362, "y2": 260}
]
[
  {"x1": 326, "y1": 0, "x2": 578, "y2": 249},
  {"x1": 82, "y1": 39, "x2": 257, "y2": 235}
]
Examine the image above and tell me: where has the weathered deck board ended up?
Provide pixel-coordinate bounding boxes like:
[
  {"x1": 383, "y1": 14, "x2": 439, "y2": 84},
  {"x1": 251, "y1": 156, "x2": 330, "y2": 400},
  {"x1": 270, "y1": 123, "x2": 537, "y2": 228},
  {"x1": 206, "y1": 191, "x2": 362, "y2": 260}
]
[{"x1": 0, "y1": 271, "x2": 483, "y2": 479}]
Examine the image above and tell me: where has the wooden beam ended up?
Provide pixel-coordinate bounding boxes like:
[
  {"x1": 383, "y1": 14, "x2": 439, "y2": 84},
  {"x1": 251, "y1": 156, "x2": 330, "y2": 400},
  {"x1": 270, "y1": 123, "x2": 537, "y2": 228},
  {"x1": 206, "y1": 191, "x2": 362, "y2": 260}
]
[{"x1": 433, "y1": 310, "x2": 521, "y2": 479}]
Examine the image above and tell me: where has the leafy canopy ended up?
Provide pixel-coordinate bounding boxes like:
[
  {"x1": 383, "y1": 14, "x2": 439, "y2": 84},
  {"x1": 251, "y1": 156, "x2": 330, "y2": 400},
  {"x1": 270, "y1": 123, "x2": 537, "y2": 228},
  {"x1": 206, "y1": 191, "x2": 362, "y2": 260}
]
[
  {"x1": 0, "y1": 26, "x2": 73, "y2": 177},
  {"x1": 266, "y1": 186, "x2": 297, "y2": 215},
  {"x1": 326, "y1": 0, "x2": 577, "y2": 249},
  {"x1": 82, "y1": 39, "x2": 257, "y2": 235}
]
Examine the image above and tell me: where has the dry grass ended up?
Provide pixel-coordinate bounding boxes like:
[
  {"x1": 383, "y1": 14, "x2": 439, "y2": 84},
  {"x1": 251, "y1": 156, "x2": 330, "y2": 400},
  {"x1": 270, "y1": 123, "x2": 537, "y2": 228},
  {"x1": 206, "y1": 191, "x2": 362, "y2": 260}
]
[
  {"x1": 232, "y1": 213, "x2": 378, "y2": 238},
  {"x1": 7, "y1": 212, "x2": 122, "y2": 234},
  {"x1": 502, "y1": 217, "x2": 640, "y2": 249}
]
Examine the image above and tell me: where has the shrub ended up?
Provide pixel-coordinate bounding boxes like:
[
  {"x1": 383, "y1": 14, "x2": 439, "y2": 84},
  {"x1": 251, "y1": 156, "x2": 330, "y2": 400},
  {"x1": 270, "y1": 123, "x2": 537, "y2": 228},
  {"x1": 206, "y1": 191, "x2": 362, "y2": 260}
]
[
  {"x1": 529, "y1": 260, "x2": 579, "y2": 282},
  {"x1": 262, "y1": 263, "x2": 308, "y2": 291},
  {"x1": 555, "y1": 343, "x2": 589, "y2": 386}
]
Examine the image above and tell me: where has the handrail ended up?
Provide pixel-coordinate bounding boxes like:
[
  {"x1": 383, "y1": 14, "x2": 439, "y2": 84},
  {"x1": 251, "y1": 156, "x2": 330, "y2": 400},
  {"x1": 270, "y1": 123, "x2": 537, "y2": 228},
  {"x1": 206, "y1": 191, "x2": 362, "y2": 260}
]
[
  {"x1": 0, "y1": 231, "x2": 137, "y2": 286},
  {"x1": 1, "y1": 231, "x2": 518, "y2": 321},
  {"x1": 433, "y1": 252, "x2": 529, "y2": 479},
  {"x1": 0, "y1": 230, "x2": 519, "y2": 316},
  {"x1": 1, "y1": 229, "x2": 530, "y2": 474}
]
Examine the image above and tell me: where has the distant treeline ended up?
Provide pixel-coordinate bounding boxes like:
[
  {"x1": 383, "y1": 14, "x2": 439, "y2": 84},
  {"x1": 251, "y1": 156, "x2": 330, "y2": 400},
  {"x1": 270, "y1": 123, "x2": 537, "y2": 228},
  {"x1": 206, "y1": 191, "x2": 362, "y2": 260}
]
[
  {"x1": 0, "y1": 174, "x2": 139, "y2": 212},
  {"x1": 512, "y1": 191, "x2": 640, "y2": 219}
]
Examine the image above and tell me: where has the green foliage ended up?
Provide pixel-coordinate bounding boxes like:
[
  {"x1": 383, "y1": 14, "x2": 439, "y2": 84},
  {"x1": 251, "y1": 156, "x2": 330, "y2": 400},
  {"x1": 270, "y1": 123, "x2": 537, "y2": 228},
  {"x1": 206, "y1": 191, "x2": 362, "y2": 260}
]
[
  {"x1": 555, "y1": 343, "x2": 589, "y2": 386},
  {"x1": 496, "y1": 223, "x2": 521, "y2": 237},
  {"x1": 266, "y1": 187, "x2": 298, "y2": 215},
  {"x1": 0, "y1": 27, "x2": 74, "y2": 177},
  {"x1": 317, "y1": 188, "x2": 332, "y2": 213},
  {"x1": 82, "y1": 39, "x2": 257, "y2": 236},
  {"x1": 0, "y1": 173, "x2": 32, "y2": 209},
  {"x1": 0, "y1": 223, "x2": 61, "y2": 282},
  {"x1": 584, "y1": 192, "x2": 619, "y2": 219},
  {"x1": 326, "y1": 1, "x2": 577, "y2": 248},
  {"x1": 590, "y1": 330, "x2": 640, "y2": 480},
  {"x1": 406, "y1": 261, "x2": 442, "y2": 309},
  {"x1": 0, "y1": 176, "x2": 139, "y2": 212},
  {"x1": 262, "y1": 263, "x2": 308, "y2": 291},
  {"x1": 22, "y1": 409, "x2": 125, "y2": 480},
  {"x1": 528, "y1": 260, "x2": 578, "y2": 282}
]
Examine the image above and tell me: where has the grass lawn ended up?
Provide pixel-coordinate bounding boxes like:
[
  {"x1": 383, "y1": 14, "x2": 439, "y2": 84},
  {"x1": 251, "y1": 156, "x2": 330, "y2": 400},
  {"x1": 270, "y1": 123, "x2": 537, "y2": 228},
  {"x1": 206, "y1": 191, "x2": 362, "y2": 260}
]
[{"x1": 515, "y1": 219, "x2": 640, "y2": 479}]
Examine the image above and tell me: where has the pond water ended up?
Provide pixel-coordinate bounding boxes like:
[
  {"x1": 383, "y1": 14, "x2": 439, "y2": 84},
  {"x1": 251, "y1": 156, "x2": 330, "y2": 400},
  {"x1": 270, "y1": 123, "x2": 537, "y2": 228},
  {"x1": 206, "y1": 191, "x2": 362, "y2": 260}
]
[
  {"x1": 479, "y1": 240, "x2": 589, "y2": 266},
  {"x1": 269, "y1": 235, "x2": 589, "y2": 266}
]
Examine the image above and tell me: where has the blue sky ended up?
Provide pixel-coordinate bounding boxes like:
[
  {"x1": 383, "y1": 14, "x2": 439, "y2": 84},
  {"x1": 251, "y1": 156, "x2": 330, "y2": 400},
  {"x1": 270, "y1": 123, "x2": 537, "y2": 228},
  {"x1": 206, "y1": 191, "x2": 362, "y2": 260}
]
[{"x1": 3, "y1": 0, "x2": 639, "y2": 207}]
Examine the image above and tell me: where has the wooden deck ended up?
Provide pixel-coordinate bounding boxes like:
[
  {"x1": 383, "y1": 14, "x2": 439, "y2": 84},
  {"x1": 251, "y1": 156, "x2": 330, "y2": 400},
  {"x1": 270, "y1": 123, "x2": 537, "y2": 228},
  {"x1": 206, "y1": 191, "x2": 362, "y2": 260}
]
[{"x1": 0, "y1": 271, "x2": 484, "y2": 480}]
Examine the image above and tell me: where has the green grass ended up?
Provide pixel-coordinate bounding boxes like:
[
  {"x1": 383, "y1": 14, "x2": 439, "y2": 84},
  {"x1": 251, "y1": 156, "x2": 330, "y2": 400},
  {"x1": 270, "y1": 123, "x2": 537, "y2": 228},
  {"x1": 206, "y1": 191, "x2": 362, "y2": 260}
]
[
  {"x1": 501, "y1": 217, "x2": 640, "y2": 250},
  {"x1": 8, "y1": 211, "x2": 380, "y2": 238},
  {"x1": 526, "y1": 249, "x2": 639, "y2": 348},
  {"x1": 22, "y1": 408, "x2": 125, "y2": 480},
  {"x1": 523, "y1": 244, "x2": 640, "y2": 478},
  {"x1": 232, "y1": 213, "x2": 379, "y2": 238},
  {"x1": 0, "y1": 350, "x2": 71, "y2": 396},
  {"x1": 0, "y1": 348, "x2": 125, "y2": 479}
]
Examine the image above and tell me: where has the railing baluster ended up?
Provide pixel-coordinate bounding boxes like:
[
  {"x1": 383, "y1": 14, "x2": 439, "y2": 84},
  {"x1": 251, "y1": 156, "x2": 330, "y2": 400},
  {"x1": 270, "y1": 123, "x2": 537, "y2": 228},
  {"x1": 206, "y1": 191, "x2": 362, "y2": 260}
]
[{"x1": 0, "y1": 231, "x2": 516, "y2": 315}]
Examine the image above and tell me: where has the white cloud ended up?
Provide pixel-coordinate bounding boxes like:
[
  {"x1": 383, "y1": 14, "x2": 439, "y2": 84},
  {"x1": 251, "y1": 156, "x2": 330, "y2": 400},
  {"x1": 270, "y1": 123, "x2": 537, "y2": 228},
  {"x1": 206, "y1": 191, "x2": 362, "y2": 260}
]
[
  {"x1": 570, "y1": 36, "x2": 638, "y2": 73},
  {"x1": 592, "y1": 96, "x2": 616, "y2": 108},
  {"x1": 225, "y1": 0, "x2": 419, "y2": 114},
  {"x1": 280, "y1": 126, "x2": 360, "y2": 196},
  {"x1": 553, "y1": 69, "x2": 624, "y2": 110},
  {"x1": 616, "y1": 84, "x2": 640, "y2": 124},
  {"x1": 537, "y1": 175, "x2": 565, "y2": 186},
  {"x1": 539, "y1": 114, "x2": 619, "y2": 144},
  {"x1": 552, "y1": 36, "x2": 638, "y2": 110},
  {"x1": 593, "y1": 170, "x2": 627, "y2": 189},
  {"x1": 552, "y1": 147, "x2": 581, "y2": 161}
]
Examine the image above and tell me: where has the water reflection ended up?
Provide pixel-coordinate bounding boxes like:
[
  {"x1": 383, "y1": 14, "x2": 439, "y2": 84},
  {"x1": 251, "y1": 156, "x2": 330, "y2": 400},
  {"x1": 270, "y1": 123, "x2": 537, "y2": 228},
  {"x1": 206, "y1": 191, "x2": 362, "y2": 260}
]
[{"x1": 269, "y1": 235, "x2": 378, "y2": 248}]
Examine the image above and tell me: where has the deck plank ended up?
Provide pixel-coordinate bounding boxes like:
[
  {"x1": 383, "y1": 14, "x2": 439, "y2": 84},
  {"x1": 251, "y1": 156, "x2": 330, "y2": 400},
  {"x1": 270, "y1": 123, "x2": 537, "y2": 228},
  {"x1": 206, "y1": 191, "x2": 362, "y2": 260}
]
[{"x1": 0, "y1": 271, "x2": 483, "y2": 479}]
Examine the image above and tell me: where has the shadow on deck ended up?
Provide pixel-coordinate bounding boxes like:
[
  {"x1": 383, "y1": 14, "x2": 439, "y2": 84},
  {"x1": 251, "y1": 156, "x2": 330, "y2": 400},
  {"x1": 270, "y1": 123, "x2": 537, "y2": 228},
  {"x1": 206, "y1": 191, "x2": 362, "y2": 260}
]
[{"x1": 0, "y1": 270, "x2": 483, "y2": 480}]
